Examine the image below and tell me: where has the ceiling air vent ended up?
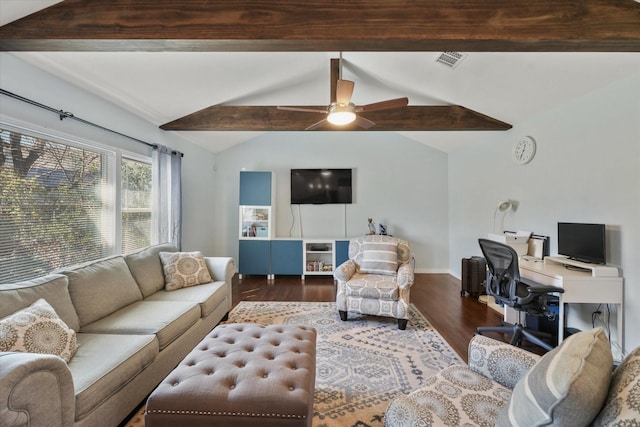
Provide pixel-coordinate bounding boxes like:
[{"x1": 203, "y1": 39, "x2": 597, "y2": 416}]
[{"x1": 435, "y1": 52, "x2": 466, "y2": 69}]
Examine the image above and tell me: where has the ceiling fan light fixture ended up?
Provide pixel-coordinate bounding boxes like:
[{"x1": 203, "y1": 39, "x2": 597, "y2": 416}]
[{"x1": 327, "y1": 103, "x2": 356, "y2": 125}]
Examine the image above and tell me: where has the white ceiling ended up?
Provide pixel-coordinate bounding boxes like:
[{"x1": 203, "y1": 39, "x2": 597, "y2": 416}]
[{"x1": 2, "y1": 2, "x2": 639, "y2": 153}]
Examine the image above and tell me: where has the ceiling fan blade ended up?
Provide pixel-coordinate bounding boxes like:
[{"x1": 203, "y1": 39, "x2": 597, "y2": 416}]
[
  {"x1": 277, "y1": 106, "x2": 328, "y2": 114},
  {"x1": 355, "y1": 116, "x2": 376, "y2": 129},
  {"x1": 305, "y1": 118, "x2": 328, "y2": 130},
  {"x1": 356, "y1": 97, "x2": 409, "y2": 112},
  {"x1": 336, "y1": 80, "x2": 355, "y2": 105}
]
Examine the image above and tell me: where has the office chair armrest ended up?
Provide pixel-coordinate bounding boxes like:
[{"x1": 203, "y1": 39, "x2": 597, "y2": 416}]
[
  {"x1": 527, "y1": 285, "x2": 565, "y2": 294},
  {"x1": 468, "y1": 335, "x2": 541, "y2": 390}
]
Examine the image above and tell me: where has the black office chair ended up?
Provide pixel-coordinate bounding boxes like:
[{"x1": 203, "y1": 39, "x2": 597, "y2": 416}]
[{"x1": 476, "y1": 238, "x2": 564, "y2": 352}]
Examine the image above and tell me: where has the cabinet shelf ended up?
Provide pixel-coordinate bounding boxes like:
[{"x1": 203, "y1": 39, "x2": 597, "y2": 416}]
[
  {"x1": 303, "y1": 239, "x2": 335, "y2": 278},
  {"x1": 239, "y1": 206, "x2": 272, "y2": 240}
]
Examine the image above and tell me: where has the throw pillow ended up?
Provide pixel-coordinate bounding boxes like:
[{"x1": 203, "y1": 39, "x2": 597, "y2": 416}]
[
  {"x1": 592, "y1": 346, "x2": 640, "y2": 426},
  {"x1": 360, "y1": 240, "x2": 399, "y2": 276},
  {"x1": 0, "y1": 298, "x2": 78, "y2": 363},
  {"x1": 498, "y1": 327, "x2": 613, "y2": 427},
  {"x1": 159, "y1": 251, "x2": 213, "y2": 291}
]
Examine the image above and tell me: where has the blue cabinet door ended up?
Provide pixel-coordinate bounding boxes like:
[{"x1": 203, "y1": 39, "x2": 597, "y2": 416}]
[
  {"x1": 271, "y1": 240, "x2": 303, "y2": 275},
  {"x1": 239, "y1": 171, "x2": 272, "y2": 206},
  {"x1": 239, "y1": 240, "x2": 271, "y2": 275},
  {"x1": 335, "y1": 240, "x2": 350, "y2": 266}
]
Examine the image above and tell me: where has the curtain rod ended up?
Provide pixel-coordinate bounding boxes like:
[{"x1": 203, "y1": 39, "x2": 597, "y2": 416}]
[{"x1": 1, "y1": 88, "x2": 159, "y2": 150}]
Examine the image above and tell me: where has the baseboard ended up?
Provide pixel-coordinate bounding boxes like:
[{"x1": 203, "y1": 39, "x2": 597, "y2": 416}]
[{"x1": 414, "y1": 268, "x2": 452, "y2": 274}]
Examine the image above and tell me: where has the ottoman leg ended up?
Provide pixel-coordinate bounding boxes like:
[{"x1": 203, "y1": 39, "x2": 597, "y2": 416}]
[{"x1": 339, "y1": 310, "x2": 348, "y2": 321}]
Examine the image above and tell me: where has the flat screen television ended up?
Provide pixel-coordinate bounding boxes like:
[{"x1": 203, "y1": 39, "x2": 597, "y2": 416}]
[
  {"x1": 290, "y1": 169, "x2": 352, "y2": 204},
  {"x1": 557, "y1": 222, "x2": 606, "y2": 264}
]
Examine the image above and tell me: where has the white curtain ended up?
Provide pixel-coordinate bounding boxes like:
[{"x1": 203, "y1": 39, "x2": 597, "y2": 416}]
[{"x1": 152, "y1": 145, "x2": 182, "y2": 249}]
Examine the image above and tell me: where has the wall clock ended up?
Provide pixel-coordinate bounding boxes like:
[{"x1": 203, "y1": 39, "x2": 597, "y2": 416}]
[{"x1": 512, "y1": 136, "x2": 537, "y2": 164}]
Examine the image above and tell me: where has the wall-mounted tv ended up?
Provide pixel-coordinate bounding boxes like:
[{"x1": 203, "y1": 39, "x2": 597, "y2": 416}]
[
  {"x1": 557, "y1": 222, "x2": 606, "y2": 264},
  {"x1": 290, "y1": 169, "x2": 352, "y2": 204}
]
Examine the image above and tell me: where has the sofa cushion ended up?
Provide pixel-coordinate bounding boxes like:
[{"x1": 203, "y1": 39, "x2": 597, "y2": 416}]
[
  {"x1": 144, "y1": 281, "x2": 228, "y2": 318},
  {"x1": 498, "y1": 328, "x2": 613, "y2": 427},
  {"x1": 0, "y1": 273, "x2": 80, "y2": 331},
  {"x1": 159, "y1": 251, "x2": 213, "y2": 291},
  {"x1": 69, "y1": 332, "x2": 158, "y2": 420},
  {"x1": 592, "y1": 346, "x2": 640, "y2": 426},
  {"x1": 0, "y1": 298, "x2": 78, "y2": 363},
  {"x1": 124, "y1": 243, "x2": 178, "y2": 298},
  {"x1": 80, "y1": 300, "x2": 200, "y2": 350},
  {"x1": 360, "y1": 241, "x2": 399, "y2": 276},
  {"x1": 60, "y1": 256, "x2": 143, "y2": 327}
]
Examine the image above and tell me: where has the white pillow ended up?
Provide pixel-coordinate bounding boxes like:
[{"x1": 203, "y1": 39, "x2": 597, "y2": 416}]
[
  {"x1": 159, "y1": 251, "x2": 213, "y2": 291},
  {"x1": 0, "y1": 298, "x2": 78, "y2": 363}
]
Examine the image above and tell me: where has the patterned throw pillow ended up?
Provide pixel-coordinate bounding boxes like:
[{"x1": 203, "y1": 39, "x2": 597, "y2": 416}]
[
  {"x1": 360, "y1": 241, "x2": 399, "y2": 276},
  {"x1": 0, "y1": 298, "x2": 78, "y2": 363},
  {"x1": 498, "y1": 328, "x2": 613, "y2": 427},
  {"x1": 592, "y1": 346, "x2": 640, "y2": 426},
  {"x1": 159, "y1": 251, "x2": 213, "y2": 291}
]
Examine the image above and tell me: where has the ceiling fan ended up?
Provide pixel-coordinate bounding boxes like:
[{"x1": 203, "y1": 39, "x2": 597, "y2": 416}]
[{"x1": 277, "y1": 56, "x2": 409, "y2": 130}]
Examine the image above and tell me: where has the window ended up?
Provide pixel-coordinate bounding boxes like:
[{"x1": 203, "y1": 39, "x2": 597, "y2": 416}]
[
  {"x1": 121, "y1": 157, "x2": 152, "y2": 253},
  {"x1": 0, "y1": 125, "x2": 152, "y2": 283}
]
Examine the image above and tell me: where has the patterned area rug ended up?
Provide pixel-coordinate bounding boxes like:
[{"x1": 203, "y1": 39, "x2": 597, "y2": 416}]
[{"x1": 122, "y1": 301, "x2": 462, "y2": 427}]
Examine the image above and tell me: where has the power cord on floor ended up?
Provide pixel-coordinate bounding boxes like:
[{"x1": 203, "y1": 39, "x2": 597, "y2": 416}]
[
  {"x1": 591, "y1": 304, "x2": 611, "y2": 338},
  {"x1": 592, "y1": 304, "x2": 617, "y2": 358}
]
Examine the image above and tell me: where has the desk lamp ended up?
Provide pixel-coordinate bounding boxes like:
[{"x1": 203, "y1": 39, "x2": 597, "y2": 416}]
[{"x1": 493, "y1": 200, "x2": 513, "y2": 233}]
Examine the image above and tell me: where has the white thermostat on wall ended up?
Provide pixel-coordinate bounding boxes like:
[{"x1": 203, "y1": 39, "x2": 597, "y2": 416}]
[{"x1": 512, "y1": 136, "x2": 537, "y2": 164}]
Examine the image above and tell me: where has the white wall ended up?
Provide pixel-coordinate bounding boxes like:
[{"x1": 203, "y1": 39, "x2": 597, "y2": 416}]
[
  {"x1": 0, "y1": 53, "x2": 219, "y2": 255},
  {"x1": 210, "y1": 132, "x2": 450, "y2": 273},
  {"x1": 448, "y1": 73, "x2": 640, "y2": 354}
]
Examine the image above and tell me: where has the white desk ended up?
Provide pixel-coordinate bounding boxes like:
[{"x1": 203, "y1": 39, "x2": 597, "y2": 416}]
[{"x1": 518, "y1": 257, "x2": 624, "y2": 348}]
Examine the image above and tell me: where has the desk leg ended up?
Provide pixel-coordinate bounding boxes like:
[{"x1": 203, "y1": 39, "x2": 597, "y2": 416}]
[
  {"x1": 617, "y1": 303, "x2": 624, "y2": 352},
  {"x1": 558, "y1": 297, "x2": 566, "y2": 346}
]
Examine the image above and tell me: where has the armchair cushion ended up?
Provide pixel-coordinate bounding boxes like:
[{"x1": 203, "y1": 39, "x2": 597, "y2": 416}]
[
  {"x1": 360, "y1": 240, "x2": 399, "y2": 276},
  {"x1": 592, "y1": 346, "x2": 640, "y2": 426},
  {"x1": 345, "y1": 274, "x2": 399, "y2": 301},
  {"x1": 385, "y1": 364, "x2": 512, "y2": 426},
  {"x1": 498, "y1": 327, "x2": 613, "y2": 427}
]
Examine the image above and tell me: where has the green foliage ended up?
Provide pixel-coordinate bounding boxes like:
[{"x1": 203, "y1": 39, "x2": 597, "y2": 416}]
[
  {"x1": 1, "y1": 129, "x2": 154, "y2": 282},
  {"x1": 0, "y1": 131, "x2": 107, "y2": 282}
]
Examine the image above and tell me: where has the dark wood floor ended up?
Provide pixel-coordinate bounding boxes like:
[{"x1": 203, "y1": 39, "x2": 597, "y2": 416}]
[{"x1": 232, "y1": 273, "x2": 504, "y2": 363}]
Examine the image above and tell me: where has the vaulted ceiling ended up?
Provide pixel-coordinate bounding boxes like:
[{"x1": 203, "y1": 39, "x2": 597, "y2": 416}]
[{"x1": 1, "y1": 1, "x2": 639, "y2": 153}]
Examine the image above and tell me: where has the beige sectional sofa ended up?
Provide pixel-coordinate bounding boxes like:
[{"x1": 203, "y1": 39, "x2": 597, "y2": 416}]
[{"x1": 0, "y1": 243, "x2": 235, "y2": 427}]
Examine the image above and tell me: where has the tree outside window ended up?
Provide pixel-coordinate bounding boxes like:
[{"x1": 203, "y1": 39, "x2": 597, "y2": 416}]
[{"x1": 0, "y1": 127, "x2": 151, "y2": 283}]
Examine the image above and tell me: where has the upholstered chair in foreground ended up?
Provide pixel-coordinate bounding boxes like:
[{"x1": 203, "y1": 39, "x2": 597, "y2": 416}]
[
  {"x1": 334, "y1": 235, "x2": 414, "y2": 329},
  {"x1": 385, "y1": 328, "x2": 640, "y2": 427}
]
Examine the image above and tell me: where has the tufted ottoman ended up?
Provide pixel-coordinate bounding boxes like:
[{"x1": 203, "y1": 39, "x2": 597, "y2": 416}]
[{"x1": 144, "y1": 323, "x2": 317, "y2": 427}]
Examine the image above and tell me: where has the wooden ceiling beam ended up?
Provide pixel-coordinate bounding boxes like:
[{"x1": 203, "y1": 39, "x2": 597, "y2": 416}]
[
  {"x1": 159, "y1": 105, "x2": 512, "y2": 131},
  {"x1": 1, "y1": 0, "x2": 639, "y2": 52}
]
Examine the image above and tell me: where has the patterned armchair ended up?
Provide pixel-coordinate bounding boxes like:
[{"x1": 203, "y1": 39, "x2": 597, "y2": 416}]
[
  {"x1": 384, "y1": 334, "x2": 541, "y2": 426},
  {"x1": 333, "y1": 235, "x2": 414, "y2": 329},
  {"x1": 385, "y1": 329, "x2": 640, "y2": 427}
]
